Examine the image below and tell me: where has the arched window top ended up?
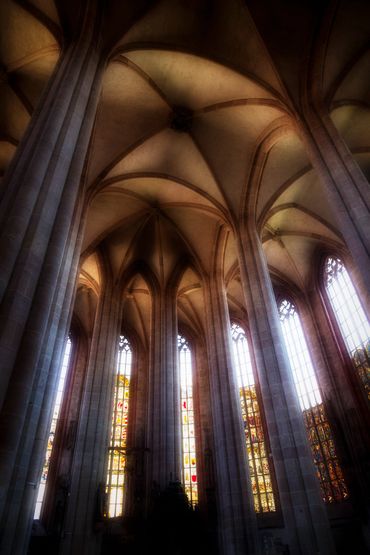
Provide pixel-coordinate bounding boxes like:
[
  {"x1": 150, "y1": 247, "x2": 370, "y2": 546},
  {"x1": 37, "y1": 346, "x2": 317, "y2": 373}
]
[
  {"x1": 324, "y1": 255, "x2": 343, "y2": 287},
  {"x1": 323, "y1": 256, "x2": 369, "y2": 352},
  {"x1": 231, "y1": 322, "x2": 255, "y2": 388},
  {"x1": 323, "y1": 255, "x2": 370, "y2": 400},
  {"x1": 118, "y1": 335, "x2": 131, "y2": 352},
  {"x1": 178, "y1": 333, "x2": 190, "y2": 351},
  {"x1": 231, "y1": 321, "x2": 247, "y2": 341},
  {"x1": 278, "y1": 298, "x2": 322, "y2": 411},
  {"x1": 117, "y1": 335, "x2": 132, "y2": 375}
]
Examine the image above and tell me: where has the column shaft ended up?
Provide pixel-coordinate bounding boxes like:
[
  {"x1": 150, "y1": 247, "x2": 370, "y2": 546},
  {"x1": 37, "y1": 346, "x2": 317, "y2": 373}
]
[
  {"x1": 0, "y1": 5, "x2": 104, "y2": 553},
  {"x1": 60, "y1": 281, "x2": 121, "y2": 555},
  {"x1": 204, "y1": 269, "x2": 259, "y2": 555},
  {"x1": 237, "y1": 225, "x2": 336, "y2": 555},
  {"x1": 147, "y1": 285, "x2": 181, "y2": 491}
]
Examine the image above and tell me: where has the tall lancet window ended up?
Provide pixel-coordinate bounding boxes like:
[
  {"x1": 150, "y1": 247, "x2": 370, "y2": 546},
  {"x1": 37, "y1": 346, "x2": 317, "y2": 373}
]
[
  {"x1": 231, "y1": 323, "x2": 276, "y2": 513},
  {"x1": 324, "y1": 256, "x2": 370, "y2": 401},
  {"x1": 178, "y1": 335, "x2": 198, "y2": 506},
  {"x1": 106, "y1": 336, "x2": 132, "y2": 518},
  {"x1": 278, "y1": 298, "x2": 348, "y2": 503},
  {"x1": 34, "y1": 337, "x2": 72, "y2": 519}
]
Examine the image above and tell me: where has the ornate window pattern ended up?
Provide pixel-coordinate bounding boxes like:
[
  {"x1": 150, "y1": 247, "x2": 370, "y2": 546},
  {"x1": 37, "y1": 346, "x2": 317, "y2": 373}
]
[
  {"x1": 106, "y1": 336, "x2": 132, "y2": 518},
  {"x1": 324, "y1": 256, "x2": 370, "y2": 400},
  {"x1": 34, "y1": 337, "x2": 72, "y2": 519},
  {"x1": 178, "y1": 335, "x2": 198, "y2": 506},
  {"x1": 278, "y1": 299, "x2": 348, "y2": 503},
  {"x1": 231, "y1": 323, "x2": 276, "y2": 513}
]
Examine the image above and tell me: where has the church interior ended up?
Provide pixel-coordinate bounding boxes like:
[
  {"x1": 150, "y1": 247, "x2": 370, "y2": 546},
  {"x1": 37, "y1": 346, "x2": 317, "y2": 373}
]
[{"x1": 0, "y1": 1, "x2": 369, "y2": 554}]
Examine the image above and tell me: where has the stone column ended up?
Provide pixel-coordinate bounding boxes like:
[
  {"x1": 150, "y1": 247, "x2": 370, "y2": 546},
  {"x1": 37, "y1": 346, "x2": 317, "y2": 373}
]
[
  {"x1": 0, "y1": 4, "x2": 104, "y2": 553},
  {"x1": 60, "y1": 278, "x2": 121, "y2": 555},
  {"x1": 297, "y1": 109, "x2": 370, "y2": 294},
  {"x1": 236, "y1": 224, "x2": 336, "y2": 555},
  {"x1": 146, "y1": 283, "x2": 181, "y2": 492},
  {"x1": 203, "y1": 229, "x2": 259, "y2": 555}
]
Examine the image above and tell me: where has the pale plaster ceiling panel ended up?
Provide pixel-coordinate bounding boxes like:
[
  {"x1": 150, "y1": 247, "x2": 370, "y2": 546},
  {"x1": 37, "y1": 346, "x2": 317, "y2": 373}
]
[
  {"x1": 122, "y1": 274, "x2": 151, "y2": 349},
  {"x1": 223, "y1": 230, "x2": 239, "y2": 285},
  {"x1": 264, "y1": 170, "x2": 338, "y2": 233},
  {"x1": 106, "y1": 128, "x2": 225, "y2": 207},
  {"x1": 28, "y1": 0, "x2": 60, "y2": 26},
  {"x1": 177, "y1": 291, "x2": 205, "y2": 336},
  {"x1": 88, "y1": 61, "x2": 171, "y2": 184},
  {"x1": 104, "y1": 177, "x2": 220, "y2": 212},
  {"x1": 134, "y1": 215, "x2": 187, "y2": 287},
  {"x1": 117, "y1": 0, "x2": 284, "y2": 95},
  {"x1": 257, "y1": 131, "x2": 310, "y2": 219},
  {"x1": 81, "y1": 252, "x2": 101, "y2": 289},
  {"x1": 82, "y1": 191, "x2": 148, "y2": 251},
  {"x1": 322, "y1": 0, "x2": 370, "y2": 99},
  {"x1": 0, "y1": 84, "x2": 30, "y2": 140},
  {"x1": 354, "y1": 152, "x2": 370, "y2": 182},
  {"x1": 74, "y1": 285, "x2": 98, "y2": 337},
  {"x1": 14, "y1": 53, "x2": 60, "y2": 110},
  {"x1": 177, "y1": 267, "x2": 202, "y2": 297},
  {"x1": 178, "y1": 267, "x2": 205, "y2": 335},
  {"x1": 106, "y1": 218, "x2": 149, "y2": 280},
  {"x1": 267, "y1": 208, "x2": 340, "y2": 243},
  {"x1": 0, "y1": 141, "x2": 16, "y2": 175},
  {"x1": 333, "y1": 50, "x2": 370, "y2": 105},
  {"x1": 331, "y1": 106, "x2": 370, "y2": 151},
  {"x1": 124, "y1": 50, "x2": 278, "y2": 109},
  {"x1": 191, "y1": 104, "x2": 284, "y2": 215},
  {"x1": 163, "y1": 207, "x2": 221, "y2": 274},
  {"x1": 227, "y1": 277, "x2": 247, "y2": 323},
  {"x1": 0, "y1": 0, "x2": 58, "y2": 69},
  {"x1": 264, "y1": 235, "x2": 333, "y2": 290},
  {"x1": 246, "y1": 0, "x2": 318, "y2": 103}
]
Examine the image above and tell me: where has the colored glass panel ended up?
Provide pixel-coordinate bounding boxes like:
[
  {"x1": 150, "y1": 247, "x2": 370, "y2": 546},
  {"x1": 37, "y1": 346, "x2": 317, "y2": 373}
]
[
  {"x1": 279, "y1": 298, "x2": 348, "y2": 503},
  {"x1": 34, "y1": 337, "x2": 72, "y2": 519},
  {"x1": 178, "y1": 335, "x2": 198, "y2": 506},
  {"x1": 231, "y1": 323, "x2": 276, "y2": 513},
  {"x1": 106, "y1": 336, "x2": 132, "y2": 518},
  {"x1": 324, "y1": 256, "x2": 370, "y2": 400}
]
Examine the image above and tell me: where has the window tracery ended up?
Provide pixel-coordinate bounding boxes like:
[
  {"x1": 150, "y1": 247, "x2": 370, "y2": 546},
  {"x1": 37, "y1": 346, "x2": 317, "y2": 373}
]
[
  {"x1": 230, "y1": 323, "x2": 276, "y2": 513},
  {"x1": 278, "y1": 298, "x2": 348, "y2": 503},
  {"x1": 324, "y1": 256, "x2": 370, "y2": 400},
  {"x1": 106, "y1": 335, "x2": 132, "y2": 518},
  {"x1": 34, "y1": 337, "x2": 72, "y2": 519},
  {"x1": 178, "y1": 334, "x2": 198, "y2": 506}
]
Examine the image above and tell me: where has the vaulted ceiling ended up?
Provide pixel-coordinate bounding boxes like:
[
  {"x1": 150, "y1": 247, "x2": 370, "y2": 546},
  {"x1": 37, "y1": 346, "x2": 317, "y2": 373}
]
[{"x1": 2, "y1": 0, "x2": 369, "y2": 339}]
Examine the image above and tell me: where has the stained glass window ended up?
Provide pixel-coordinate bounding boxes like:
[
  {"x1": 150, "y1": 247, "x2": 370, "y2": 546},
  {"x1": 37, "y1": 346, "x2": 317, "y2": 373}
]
[
  {"x1": 34, "y1": 337, "x2": 72, "y2": 519},
  {"x1": 278, "y1": 298, "x2": 348, "y2": 503},
  {"x1": 106, "y1": 336, "x2": 132, "y2": 518},
  {"x1": 324, "y1": 256, "x2": 370, "y2": 401},
  {"x1": 231, "y1": 323, "x2": 276, "y2": 513},
  {"x1": 178, "y1": 335, "x2": 198, "y2": 506}
]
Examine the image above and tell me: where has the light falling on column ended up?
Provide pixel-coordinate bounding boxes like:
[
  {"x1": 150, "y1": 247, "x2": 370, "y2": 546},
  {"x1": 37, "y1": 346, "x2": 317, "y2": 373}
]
[
  {"x1": 34, "y1": 337, "x2": 72, "y2": 519},
  {"x1": 324, "y1": 256, "x2": 370, "y2": 400},
  {"x1": 106, "y1": 336, "x2": 132, "y2": 518},
  {"x1": 178, "y1": 335, "x2": 198, "y2": 506},
  {"x1": 279, "y1": 298, "x2": 348, "y2": 503},
  {"x1": 231, "y1": 323, "x2": 276, "y2": 513}
]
